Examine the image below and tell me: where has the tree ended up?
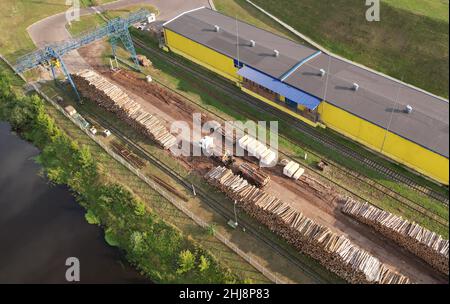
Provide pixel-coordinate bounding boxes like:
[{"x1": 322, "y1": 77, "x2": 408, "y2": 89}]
[
  {"x1": 130, "y1": 231, "x2": 147, "y2": 255},
  {"x1": 177, "y1": 250, "x2": 195, "y2": 274},
  {"x1": 206, "y1": 223, "x2": 216, "y2": 236},
  {"x1": 198, "y1": 255, "x2": 210, "y2": 272}
]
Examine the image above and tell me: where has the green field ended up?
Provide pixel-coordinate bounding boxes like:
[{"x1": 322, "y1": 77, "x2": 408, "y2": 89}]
[
  {"x1": 0, "y1": 0, "x2": 116, "y2": 61},
  {"x1": 0, "y1": 0, "x2": 68, "y2": 60},
  {"x1": 216, "y1": 0, "x2": 449, "y2": 98}
]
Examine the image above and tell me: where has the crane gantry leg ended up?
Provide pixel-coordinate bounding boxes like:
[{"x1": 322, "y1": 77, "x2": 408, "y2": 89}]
[
  {"x1": 117, "y1": 29, "x2": 140, "y2": 67},
  {"x1": 46, "y1": 47, "x2": 81, "y2": 102}
]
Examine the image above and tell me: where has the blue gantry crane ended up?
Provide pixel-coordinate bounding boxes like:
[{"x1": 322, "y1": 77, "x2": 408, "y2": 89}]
[{"x1": 14, "y1": 9, "x2": 151, "y2": 101}]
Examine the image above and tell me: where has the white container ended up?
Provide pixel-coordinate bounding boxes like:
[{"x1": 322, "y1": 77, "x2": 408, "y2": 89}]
[
  {"x1": 246, "y1": 139, "x2": 258, "y2": 155},
  {"x1": 147, "y1": 13, "x2": 156, "y2": 23},
  {"x1": 283, "y1": 161, "x2": 296, "y2": 177},
  {"x1": 200, "y1": 136, "x2": 214, "y2": 151},
  {"x1": 260, "y1": 149, "x2": 272, "y2": 160},
  {"x1": 255, "y1": 144, "x2": 268, "y2": 159},
  {"x1": 287, "y1": 163, "x2": 300, "y2": 176},
  {"x1": 293, "y1": 168, "x2": 305, "y2": 180},
  {"x1": 238, "y1": 135, "x2": 250, "y2": 149},
  {"x1": 260, "y1": 150, "x2": 277, "y2": 167}
]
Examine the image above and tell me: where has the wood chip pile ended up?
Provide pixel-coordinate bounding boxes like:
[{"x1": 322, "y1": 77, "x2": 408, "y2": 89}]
[
  {"x1": 341, "y1": 198, "x2": 449, "y2": 275},
  {"x1": 72, "y1": 70, "x2": 176, "y2": 149},
  {"x1": 205, "y1": 166, "x2": 410, "y2": 284}
]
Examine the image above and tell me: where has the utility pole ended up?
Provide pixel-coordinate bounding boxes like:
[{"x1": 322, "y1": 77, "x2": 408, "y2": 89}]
[{"x1": 236, "y1": 15, "x2": 240, "y2": 67}]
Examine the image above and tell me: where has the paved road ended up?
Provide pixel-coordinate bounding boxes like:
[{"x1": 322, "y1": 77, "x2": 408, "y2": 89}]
[{"x1": 26, "y1": 0, "x2": 210, "y2": 72}]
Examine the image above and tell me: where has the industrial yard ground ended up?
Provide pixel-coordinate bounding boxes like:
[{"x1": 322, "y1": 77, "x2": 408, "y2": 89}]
[
  {"x1": 68, "y1": 38, "x2": 446, "y2": 283},
  {"x1": 1, "y1": 0, "x2": 448, "y2": 284},
  {"x1": 125, "y1": 32, "x2": 449, "y2": 237}
]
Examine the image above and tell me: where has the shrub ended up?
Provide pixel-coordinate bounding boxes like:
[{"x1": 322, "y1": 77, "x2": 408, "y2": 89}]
[{"x1": 177, "y1": 250, "x2": 196, "y2": 274}]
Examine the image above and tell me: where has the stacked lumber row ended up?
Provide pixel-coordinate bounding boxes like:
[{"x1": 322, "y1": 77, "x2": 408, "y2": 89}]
[
  {"x1": 238, "y1": 135, "x2": 277, "y2": 167},
  {"x1": 205, "y1": 166, "x2": 410, "y2": 284},
  {"x1": 236, "y1": 163, "x2": 270, "y2": 188},
  {"x1": 72, "y1": 70, "x2": 176, "y2": 149},
  {"x1": 299, "y1": 175, "x2": 336, "y2": 202},
  {"x1": 342, "y1": 198, "x2": 449, "y2": 275}
]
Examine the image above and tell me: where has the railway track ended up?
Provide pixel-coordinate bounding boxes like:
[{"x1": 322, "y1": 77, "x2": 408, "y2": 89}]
[
  {"x1": 82, "y1": 109, "x2": 337, "y2": 284},
  {"x1": 125, "y1": 38, "x2": 449, "y2": 228},
  {"x1": 132, "y1": 36, "x2": 449, "y2": 206},
  {"x1": 113, "y1": 67, "x2": 448, "y2": 227}
]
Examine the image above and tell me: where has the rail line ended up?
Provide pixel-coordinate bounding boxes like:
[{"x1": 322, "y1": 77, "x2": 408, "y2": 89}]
[
  {"x1": 82, "y1": 109, "x2": 337, "y2": 284},
  {"x1": 132, "y1": 36, "x2": 449, "y2": 207},
  {"x1": 112, "y1": 67, "x2": 448, "y2": 228},
  {"x1": 127, "y1": 37, "x2": 449, "y2": 227}
]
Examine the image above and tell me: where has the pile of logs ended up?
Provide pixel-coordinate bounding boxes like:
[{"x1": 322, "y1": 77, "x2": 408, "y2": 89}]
[
  {"x1": 205, "y1": 166, "x2": 410, "y2": 284},
  {"x1": 341, "y1": 198, "x2": 449, "y2": 275},
  {"x1": 235, "y1": 163, "x2": 270, "y2": 188},
  {"x1": 72, "y1": 70, "x2": 176, "y2": 149},
  {"x1": 137, "y1": 55, "x2": 152, "y2": 67}
]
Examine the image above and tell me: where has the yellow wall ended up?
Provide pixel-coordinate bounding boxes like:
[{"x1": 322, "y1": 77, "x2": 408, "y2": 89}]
[
  {"x1": 318, "y1": 102, "x2": 449, "y2": 184},
  {"x1": 164, "y1": 28, "x2": 448, "y2": 184},
  {"x1": 164, "y1": 29, "x2": 239, "y2": 82}
]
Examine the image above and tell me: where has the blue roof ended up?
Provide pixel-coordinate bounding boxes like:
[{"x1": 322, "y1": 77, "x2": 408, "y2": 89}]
[{"x1": 238, "y1": 66, "x2": 321, "y2": 110}]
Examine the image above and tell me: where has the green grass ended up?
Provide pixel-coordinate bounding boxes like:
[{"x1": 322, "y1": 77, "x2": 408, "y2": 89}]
[
  {"x1": 67, "y1": 4, "x2": 159, "y2": 36},
  {"x1": 0, "y1": 0, "x2": 69, "y2": 60},
  {"x1": 214, "y1": 0, "x2": 306, "y2": 45},
  {"x1": 383, "y1": 0, "x2": 449, "y2": 22},
  {"x1": 0, "y1": 0, "x2": 117, "y2": 60},
  {"x1": 217, "y1": 0, "x2": 449, "y2": 98}
]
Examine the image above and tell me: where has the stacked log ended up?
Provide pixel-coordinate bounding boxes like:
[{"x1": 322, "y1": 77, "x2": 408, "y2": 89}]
[
  {"x1": 72, "y1": 70, "x2": 176, "y2": 149},
  {"x1": 205, "y1": 166, "x2": 410, "y2": 284},
  {"x1": 341, "y1": 198, "x2": 449, "y2": 275},
  {"x1": 137, "y1": 55, "x2": 152, "y2": 67},
  {"x1": 235, "y1": 163, "x2": 270, "y2": 188}
]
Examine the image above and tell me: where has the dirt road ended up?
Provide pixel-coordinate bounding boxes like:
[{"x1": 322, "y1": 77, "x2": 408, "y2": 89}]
[{"x1": 26, "y1": 0, "x2": 210, "y2": 73}]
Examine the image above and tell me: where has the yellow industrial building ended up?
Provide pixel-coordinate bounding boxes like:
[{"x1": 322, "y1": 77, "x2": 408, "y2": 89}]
[{"x1": 163, "y1": 7, "x2": 449, "y2": 185}]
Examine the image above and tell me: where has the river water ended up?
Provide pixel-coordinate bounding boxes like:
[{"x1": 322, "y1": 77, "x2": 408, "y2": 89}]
[{"x1": 0, "y1": 122, "x2": 150, "y2": 283}]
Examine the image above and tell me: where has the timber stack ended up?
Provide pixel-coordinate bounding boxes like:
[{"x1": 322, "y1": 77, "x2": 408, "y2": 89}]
[
  {"x1": 341, "y1": 198, "x2": 449, "y2": 275},
  {"x1": 72, "y1": 69, "x2": 176, "y2": 149},
  {"x1": 205, "y1": 166, "x2": 410, "y2": 284},
  {"x1": 235, "y1": 163, "x2": 270, "y2": 188}
]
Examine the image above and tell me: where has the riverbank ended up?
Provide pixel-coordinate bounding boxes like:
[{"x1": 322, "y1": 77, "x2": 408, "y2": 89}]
[
  {"x1": 0, "y1": 122, "x2": 150, "y2": 283},
  {"x1": 0, "y1": 70, "x2": 245, "y2": 283}
]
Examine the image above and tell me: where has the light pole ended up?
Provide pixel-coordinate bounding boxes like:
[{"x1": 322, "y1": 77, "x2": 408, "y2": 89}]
[
  {"x1": 233, "y1": 200, "x2": 238, "y2": 227},
  {"x1": 228, "y1": 200, "x2": 239, "y2": 229}
]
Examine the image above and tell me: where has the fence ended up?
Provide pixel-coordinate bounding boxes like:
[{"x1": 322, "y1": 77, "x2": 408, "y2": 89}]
[{"x1": 0, "y1": 54, "x2": 286, "y2": 284}]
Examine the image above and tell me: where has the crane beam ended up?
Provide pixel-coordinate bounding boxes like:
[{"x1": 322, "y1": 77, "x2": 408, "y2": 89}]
[{"x1": 14, "y1": 8, "x2": 150, "y2": 73}]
